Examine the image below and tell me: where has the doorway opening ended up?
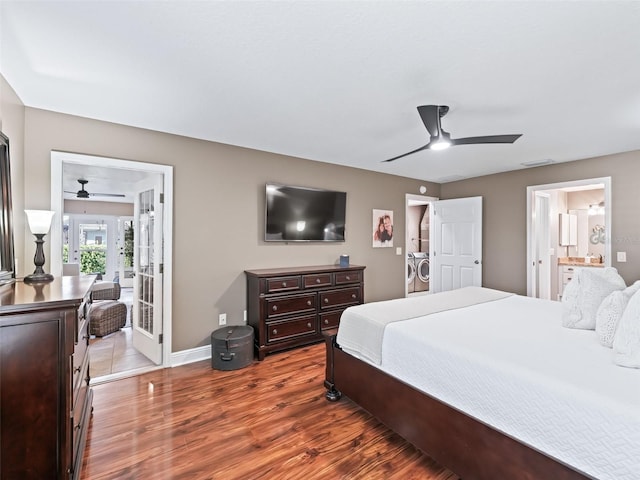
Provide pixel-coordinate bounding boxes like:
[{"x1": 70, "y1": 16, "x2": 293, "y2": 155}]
[
  {"x1": 50, "y1": 151, "x2": 173, "y2": 383},
  {"x1": 527, "y1": 177, "x2": 611, "y2": 300},
  {"x1": 405, "y1": 194, "x2": 436, "y2": 297}
]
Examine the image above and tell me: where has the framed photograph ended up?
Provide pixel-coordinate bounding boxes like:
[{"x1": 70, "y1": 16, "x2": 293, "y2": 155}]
[{"x1": 372, "y1": 209, "x2": 393, "y2": 248}]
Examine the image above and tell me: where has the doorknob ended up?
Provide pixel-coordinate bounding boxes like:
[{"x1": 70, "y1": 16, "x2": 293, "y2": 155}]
[{"x1": 474, "y1": 260, "x2": 480, "y2": 264}]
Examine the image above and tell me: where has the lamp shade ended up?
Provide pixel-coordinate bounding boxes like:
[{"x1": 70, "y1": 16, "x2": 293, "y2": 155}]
[{"x1": 25, "y1": 210, "x2": 55, "y2": 234}]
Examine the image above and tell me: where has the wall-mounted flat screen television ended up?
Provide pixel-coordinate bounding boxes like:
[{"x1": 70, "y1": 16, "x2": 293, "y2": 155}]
[{"x1": 265, "y1": 184, "x2": 346, "y2": 242}]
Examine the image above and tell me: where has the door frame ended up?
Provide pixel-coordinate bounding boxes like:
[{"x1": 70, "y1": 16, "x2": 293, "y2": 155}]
[
  {"x1": 526, "y1": 176, "x2": 611, "y2": 297},
  {"x1": 405, "y1": 193, "x2": 437, "y2": 297},
  {"x1": 50, "y1": 151, "x2": 174, "y2": 370}
]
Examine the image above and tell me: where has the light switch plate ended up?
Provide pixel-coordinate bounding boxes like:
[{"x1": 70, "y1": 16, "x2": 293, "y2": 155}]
[
  {"x1": 617, "y1": 252, "x2": 627, "y2": 262},
  {"x1": 396, "y1": 247, "x2": 402, "y2": 255}
]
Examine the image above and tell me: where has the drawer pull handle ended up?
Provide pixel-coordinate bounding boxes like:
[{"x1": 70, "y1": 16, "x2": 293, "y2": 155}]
[
  {"x1": 281, "y1": 282, "x2": 287, "y2": 287},
  {"x1": 345, "y1": 275, "x2": 350, "y2": 281},
  {"x1": 316, "y1": 278, "x2": 321, "y2": 283},
  {"x1": 324, "y1": 298, "x2": 329, "y2": 304},
  {"x1": 324, "y1": 319, "x2": 329, "y2": 325},
  {"x1": 307, "y1": 300, "x2": 312, "y2": 306},
  {"x1": 351, "y1": 294, "x2": 357, "y2": 299},
  {"x1": 74, "y1": 366, "x2": 81, "y2": 374},
  {"x1": 272, "y1": 305, "x2": 278, "y2": 312},
  {"x1": 75, "y1": 423, "x2": 82, "y2": 431},
  {"x1": 272, "y1": 328, "x2": 278, "y2": 335},
  {"x1": 307, "y1": 322, "x2": 312, "y2": 328}
]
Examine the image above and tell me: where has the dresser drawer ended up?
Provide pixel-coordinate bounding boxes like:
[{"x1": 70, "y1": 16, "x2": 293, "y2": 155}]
[
  {"x1": 265, "y1": 293, "x2": 316, "y2": 319},
  {"x1": 266, "y1": 315, "x2": 317, "y2": 343},
  {"x1": 73, "y1": 318, "x2": 89, "y2": 375},
  {"x1": 73, "y1": 354, "x2": 90, "y2": 412},
  {"x1": 320, "y1": 287, "x2": 361, "y2": 310},
  {"x1": 563, "y1": 272, "x2": 575, "y2": 284},
  {"x1": 303, "y1": 273, "x2": 333, "y2": 288},
  {"x1": 335, "y1": 271, "x2": 361, "y2": 285},
  {"x1": 71, "y1": 360, "x2": 90, "y2": 470},
  {"x1": 320, "y1": 310, "x2": 343, "y2": 330},
  {"x1": 72, "y1": 318, "x2": 89, "y2": 388},
  {"x1": 266, "y1": 276, "x2": 301, "y2": 293}
]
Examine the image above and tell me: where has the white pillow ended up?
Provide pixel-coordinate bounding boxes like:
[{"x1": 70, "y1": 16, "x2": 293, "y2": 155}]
[
  {"x1": 613, "y1": 288, "x2": 640, "y2": 368},
  {"x1": 595, "y1": 281, "x2": 640, "y2": 347},
  {"x1": 562, "y1": 267, "x2": 626, "y2": 330}
]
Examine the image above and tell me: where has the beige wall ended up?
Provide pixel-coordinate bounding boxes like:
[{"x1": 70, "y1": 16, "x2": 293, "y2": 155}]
[
  {"x1": 20, "y1": 107, "x2": 440, "y2": 352},
  {"x1": 440, "y1": 152, "x2": 640, "y2": 294}
]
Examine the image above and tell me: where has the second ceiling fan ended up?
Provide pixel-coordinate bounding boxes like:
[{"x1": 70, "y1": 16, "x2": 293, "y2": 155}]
[
  {"x1": 383, "y1": 105, "x2": 522, "y2": 162},
  {"x1": 65, "y1": 179, "x2": 126, "y2": 199}
]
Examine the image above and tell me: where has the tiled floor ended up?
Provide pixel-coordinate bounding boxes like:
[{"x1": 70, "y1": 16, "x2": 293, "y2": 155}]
[
  {"x1": 89, "y1": 287, "x2": 155, "y2": 378},
  {"x1": 89, "y1": 327, "x2": 155, "y2": 377}
]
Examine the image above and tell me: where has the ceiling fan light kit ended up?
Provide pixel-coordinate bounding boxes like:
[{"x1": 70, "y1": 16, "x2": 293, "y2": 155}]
[{"x1": 384, "y1": 105, "x2": 522, "y2": 162}]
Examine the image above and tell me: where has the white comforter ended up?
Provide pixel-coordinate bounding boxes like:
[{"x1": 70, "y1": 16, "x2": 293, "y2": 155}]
[
  {"x1": 338, "y1": 293, "x2": 640, "y2": 480},
  {"x1": 336, "y1": 286, "x2": 513, "y2": 365}
]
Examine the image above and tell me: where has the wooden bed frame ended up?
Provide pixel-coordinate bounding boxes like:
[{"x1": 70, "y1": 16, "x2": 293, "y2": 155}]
[{"x1": 323, "y1": 332, "x2": 593, "y2": 480}]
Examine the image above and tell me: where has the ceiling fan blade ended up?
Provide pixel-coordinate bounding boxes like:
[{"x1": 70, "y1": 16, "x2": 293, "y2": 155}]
[
  {"x1": 417, "y1": 105, "x2": 443, "y2": 137},
  {"x1": 90, "y1": 192, "x2": 127, "y2": 198},
  {"x1": 451, "y1": 134, "x2": 522, "y2": 146},
  {"x1": 382, "y1": 143, "x2": 430, "y2": 162}
]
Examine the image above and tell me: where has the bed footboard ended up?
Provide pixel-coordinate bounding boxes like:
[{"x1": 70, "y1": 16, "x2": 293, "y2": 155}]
[{"x1": 324, "y1": 330, "x2": 591, "y2": 480}]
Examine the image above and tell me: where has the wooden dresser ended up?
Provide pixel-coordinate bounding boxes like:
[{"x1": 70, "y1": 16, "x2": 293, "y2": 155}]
[
  {"x1": 245, "y1": 264, "x2": 365, "y2": 360},
  {"x1": 0, "y1": 276, "x2": 94, "y2": 480}
]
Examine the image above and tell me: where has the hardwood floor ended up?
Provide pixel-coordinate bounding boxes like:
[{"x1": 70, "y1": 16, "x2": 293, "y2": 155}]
[{"x1": 81, "y1": 343, "x2": 459, "y2": 480}]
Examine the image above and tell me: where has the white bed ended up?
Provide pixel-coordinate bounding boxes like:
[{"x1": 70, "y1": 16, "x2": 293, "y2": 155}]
[{"x1": 335, "y1": 289, "x2": 640, "y2": 480}]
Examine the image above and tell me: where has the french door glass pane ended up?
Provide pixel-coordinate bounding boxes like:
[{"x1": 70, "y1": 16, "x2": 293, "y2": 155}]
[{"x1": 137, "y1": 189, "x2": 154, "y2": 334}]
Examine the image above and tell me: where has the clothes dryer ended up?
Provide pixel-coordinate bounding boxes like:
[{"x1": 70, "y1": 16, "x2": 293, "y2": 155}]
[
  {"x1": 407, "y1": 253, "x2": 417, "y2": 293},
  {"x1": 412, "y1": 252, "x2": 430, "y2": 292}
]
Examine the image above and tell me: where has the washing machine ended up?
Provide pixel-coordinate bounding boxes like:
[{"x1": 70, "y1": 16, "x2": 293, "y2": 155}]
[
  {"x1": 407, "y1": 253, "x2": 417, "y2": 293},
  {"x1": 412, "y1": 252, "x2": 430, "y2": 292}
]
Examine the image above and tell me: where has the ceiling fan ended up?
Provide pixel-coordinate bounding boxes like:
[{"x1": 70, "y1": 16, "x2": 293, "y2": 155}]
[
  {"x1": 383, "y1": 105, "x2": 522, "y2": 162},
  {"x1": 65, "y1": 179, "x2": 126, "y2": 199}
]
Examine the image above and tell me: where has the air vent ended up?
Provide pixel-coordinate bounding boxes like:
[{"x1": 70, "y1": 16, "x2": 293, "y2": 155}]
[{"x1": 521, "y1": 159, "x2": 555, "y2": 167}]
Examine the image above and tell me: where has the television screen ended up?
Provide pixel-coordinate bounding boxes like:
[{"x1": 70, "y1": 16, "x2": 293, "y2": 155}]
[{"x1": 265, "y1": 184, "x2": 346, "y2": 242}]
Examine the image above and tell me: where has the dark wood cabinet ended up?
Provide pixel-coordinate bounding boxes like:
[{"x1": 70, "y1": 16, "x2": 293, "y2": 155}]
[
  {"x1": 0, "y1": 276, "x2": 94, "y2": 480},
  {"x1": 246, "y1": 265, "x2": 365, "y2": 360}
]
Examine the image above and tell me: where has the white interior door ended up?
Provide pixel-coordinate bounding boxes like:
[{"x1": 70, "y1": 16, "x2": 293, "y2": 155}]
[
  {"x1": 533, "y1": 192, "x2": 551, "y2": 299},
  {"x1": 65, "y1": 214, "x2": 117, "y2": 280},
  {"x1": 132, "y1": 176, "x2": 164, "y2": 364},
  {"x1": 430, "y1": 197, "x2": 483, "y2": 293}
]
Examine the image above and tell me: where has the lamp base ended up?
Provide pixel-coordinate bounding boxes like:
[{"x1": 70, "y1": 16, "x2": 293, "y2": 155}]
[{"x1": 24, "y1": 273, "x2": 54, "y2": 284}]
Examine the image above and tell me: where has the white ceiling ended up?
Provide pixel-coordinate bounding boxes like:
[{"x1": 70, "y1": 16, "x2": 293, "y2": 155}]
[{"x1": 2, "y1": 1, "x2": 640, "y2": 187}]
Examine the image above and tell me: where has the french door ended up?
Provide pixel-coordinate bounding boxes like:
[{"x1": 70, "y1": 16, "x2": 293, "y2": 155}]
[
  {"x1": 131, "y1": 175, "x2": 164, "y2": 365},
  {"x1": 63, "y1": 215, "x2": 117, "y2": 281}
]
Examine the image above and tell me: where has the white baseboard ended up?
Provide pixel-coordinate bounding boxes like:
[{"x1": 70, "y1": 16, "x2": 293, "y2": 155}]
[{"x1": 170, "y1": 345, "x2": 211, "y2": 367}]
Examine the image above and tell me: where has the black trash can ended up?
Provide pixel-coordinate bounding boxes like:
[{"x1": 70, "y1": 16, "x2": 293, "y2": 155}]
[{"x1": 211, "y1": 325, "x2": 254, "y2": 370}]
